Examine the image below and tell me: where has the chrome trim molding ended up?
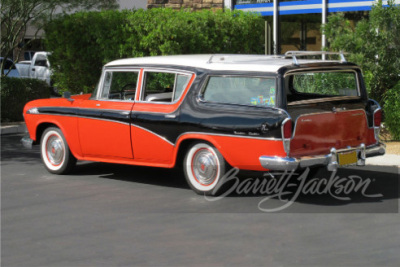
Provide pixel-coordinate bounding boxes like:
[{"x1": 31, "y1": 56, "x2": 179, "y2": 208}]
[
  {"x1": 176, "y1": 131, "x2": 283, "y2": 144},
  {"x1": 288, "y1": 96, "x2": 361, "y2": 106},
  {"x1": 26, "y1": 107, "x2": 39, "y2": 114},
  {"x1": 373, "y1": 108, "x2": 382, "y2": 142},
  {"x1": 281, "y1": 117, "x2": 292, "y2": 156},
  {"x1": 259, "y1": 142, "x2": 386, "y2": 172}
]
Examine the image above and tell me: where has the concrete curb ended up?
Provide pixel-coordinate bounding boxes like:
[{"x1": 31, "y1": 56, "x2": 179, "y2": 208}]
[
  {"x1": 0, "y1": 122, "x2": 27, "y2": 135},
  {"x1": 366, "y1": 154, "x2": 400, "y2": 167}
]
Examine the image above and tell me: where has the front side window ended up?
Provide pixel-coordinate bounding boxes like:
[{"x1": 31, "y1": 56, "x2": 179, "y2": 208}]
[
  {"x1": 100, "y1": 71, "x2": 139, "y2": 101},
  {"x1": 286, "y1": 71, "x2": 359, "y2": 104},
  {"x1": 141, "y1": 71, "x2": 191, "y2": 102},
  {"x1": 201, "y1": 76, "x2": 277, "y2": 107}
]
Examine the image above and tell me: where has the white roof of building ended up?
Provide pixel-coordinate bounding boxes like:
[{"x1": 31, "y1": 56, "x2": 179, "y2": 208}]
[{"x1": 105, "y1": 54, "x2": 346, "y2": 73}]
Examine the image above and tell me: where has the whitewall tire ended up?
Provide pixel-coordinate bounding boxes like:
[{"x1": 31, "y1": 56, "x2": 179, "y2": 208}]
[
  {"x1": 183, "y1": 142, "x2": 227, "y2": 195},
  {"x1": 40, "y1": 127, "x2": 76, "y2": 174}
]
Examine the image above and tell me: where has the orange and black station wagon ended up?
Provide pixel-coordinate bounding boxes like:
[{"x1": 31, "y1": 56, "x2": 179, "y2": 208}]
[{"x1": 22, "y1": 52, "x2": 386, "y2": 195}]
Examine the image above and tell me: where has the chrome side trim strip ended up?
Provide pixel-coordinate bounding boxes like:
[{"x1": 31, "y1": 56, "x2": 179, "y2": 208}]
[
  {"x1": 288, "y1": 96, "x2": 361, "y2": 106},
  {"x1": 77, "y1": 116, "x2": 131, "y2": 126},
  {"x1": 176, "y1": 131, "x2": 283, "y2": 143}
]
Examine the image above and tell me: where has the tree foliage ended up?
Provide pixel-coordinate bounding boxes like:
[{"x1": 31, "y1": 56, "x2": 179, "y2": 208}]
[
  {"x1": 0, "y1": 0, "x2": 118, "y2": 76},
  {"x1": 384, "y1": 82, "x2": 400, "y2": 140},
  {"x1": 44, "y1": 8, "x2": 265, "y2": 93},
  {"x1": 323, "y1": 1, "x2": 400, "y2": 104}
]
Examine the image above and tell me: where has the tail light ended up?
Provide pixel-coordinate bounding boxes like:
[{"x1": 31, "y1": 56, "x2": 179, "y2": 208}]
[
  {"x1": 282, "y1": 119, "x2": 293, "y2": 139},
  {"x1": 282, "y1": 118, "x2": 293, "y2": 155},
  {"x1": 373, "y1": 109, "x2": 382, "y2": 127},
  {"x1": 373, "y1": 109, "x2": 382, "y2": 141}
]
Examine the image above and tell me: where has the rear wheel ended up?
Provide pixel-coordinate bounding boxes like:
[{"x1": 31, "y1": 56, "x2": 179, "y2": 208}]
[
  {"x1": 183, "y1": 142, "x2": 228, "y2": 195},
  {"x1": 40, "y1": 127, "x2": 76, "y2": 174}
]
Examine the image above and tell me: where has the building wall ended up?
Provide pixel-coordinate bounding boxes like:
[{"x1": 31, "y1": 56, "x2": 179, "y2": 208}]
[{"x1": 147, "y1": 0, "x2": 224, "y2": 10}]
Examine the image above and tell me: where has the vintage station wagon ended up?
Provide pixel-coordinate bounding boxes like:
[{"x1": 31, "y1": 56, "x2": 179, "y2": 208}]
[{"x1": 22, "y1": 52, "x2": 386, "y2": 195}]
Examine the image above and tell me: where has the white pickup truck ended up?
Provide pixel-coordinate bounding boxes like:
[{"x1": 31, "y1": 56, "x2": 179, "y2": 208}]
[{"x1": 16, "y1": 52, "x2": 52, "y2": 85}]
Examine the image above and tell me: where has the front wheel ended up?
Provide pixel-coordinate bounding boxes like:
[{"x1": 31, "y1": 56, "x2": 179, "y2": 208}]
[
  {"x1": 41, "y1": 127, "x2": 76, "y2": 174},
  {"x1": 183, "y1": 142, "x2": 228, "y2": 195}
]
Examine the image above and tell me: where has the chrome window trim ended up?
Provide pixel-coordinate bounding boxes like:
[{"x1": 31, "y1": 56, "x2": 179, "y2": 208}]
[{"x1": 197, "y1": 74, "x2": 278, "y2": 108}]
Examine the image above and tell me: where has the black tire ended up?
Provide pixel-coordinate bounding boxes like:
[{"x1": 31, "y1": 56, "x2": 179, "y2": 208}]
[
  {"x1": 40, "y1": 127, "x2": 76, "y2": 174},
  {"x1": 183, "y1": 142, "x2": 229, "y2": 195}
]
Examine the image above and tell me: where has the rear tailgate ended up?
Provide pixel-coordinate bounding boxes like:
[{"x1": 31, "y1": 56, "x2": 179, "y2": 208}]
[
  {"x1": 283, "y1": 67, "x2": 377, "y2": 158},
  {"x1": 289, "y1": 108, "x2": 375, "y2": 158}
]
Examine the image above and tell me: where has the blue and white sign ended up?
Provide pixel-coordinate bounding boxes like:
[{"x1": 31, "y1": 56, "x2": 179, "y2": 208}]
[{"x1": 235, "y1": 0, "x2": 400, "y2": 16}]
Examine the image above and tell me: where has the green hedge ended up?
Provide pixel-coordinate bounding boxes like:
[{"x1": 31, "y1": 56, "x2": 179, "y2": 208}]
[
  {"x1": 45, "y1": 8, "x2": 265, "y2": 94},
  {"x1": 383, "y1": 82, "x2": 400, "y2": 140},
  {"x1": 1, "y1": 77, "x2": 50, "y2": 122}
]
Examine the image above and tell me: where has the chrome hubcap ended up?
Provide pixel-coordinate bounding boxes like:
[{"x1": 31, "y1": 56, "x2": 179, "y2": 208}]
[
  {"x1": 192, "y1": 148, "x2": 218, "y2": 185},
  {"x1": 46, "y1": 135, "x2": 64, "y2": 166}
]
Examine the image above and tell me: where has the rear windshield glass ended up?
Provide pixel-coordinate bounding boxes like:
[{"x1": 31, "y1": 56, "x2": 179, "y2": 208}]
[
  {"x1": 202, "y1": 76, "x2": 276, "y2": 107},
  {"x1": 286, "y1": 71, "x2": 359, "y2": 104}
]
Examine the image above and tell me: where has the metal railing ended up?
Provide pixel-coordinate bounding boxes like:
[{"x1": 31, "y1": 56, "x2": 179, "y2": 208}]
[{"x1": 284, "y1": 51, "x2": 348, "y2": 65}]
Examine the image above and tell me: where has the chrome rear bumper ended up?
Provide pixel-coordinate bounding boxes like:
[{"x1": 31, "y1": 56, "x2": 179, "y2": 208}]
[{"x1": 260, "y1": 143, "x2": 386, "y2": 172}]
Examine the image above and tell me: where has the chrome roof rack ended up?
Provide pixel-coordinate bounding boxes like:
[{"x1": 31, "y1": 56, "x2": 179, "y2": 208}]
[
  {"x1": 207, "y1": 54, "x2": 283, "y2": 64},
  {"x1": 284, "y1": 51, "x2": 348, "y2": 65}
]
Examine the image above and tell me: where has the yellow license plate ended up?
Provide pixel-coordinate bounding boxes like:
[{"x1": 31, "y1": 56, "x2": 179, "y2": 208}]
[{"x1": 338, "y1": 151, "x2": 358, "y2": 166}]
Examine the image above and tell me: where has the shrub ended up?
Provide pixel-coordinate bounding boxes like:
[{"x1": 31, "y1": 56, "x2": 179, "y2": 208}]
[
  {"x1": 45, "y1": 9, "x2": 265, "y2": 94},
  {"x1": 383, "y1": 82, "x2": 400, "y2": 140},
  {"x1": 45, "y1": 10, "x2": 130, "y2": 94},
  {"x1": 1, "y1": 77, "x2": 50, "y2": 122}
]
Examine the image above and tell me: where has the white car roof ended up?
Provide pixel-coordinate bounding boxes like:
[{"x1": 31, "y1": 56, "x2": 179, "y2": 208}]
[{"x1": 105, "y1": 54, "x2": 343, "y2": 73}]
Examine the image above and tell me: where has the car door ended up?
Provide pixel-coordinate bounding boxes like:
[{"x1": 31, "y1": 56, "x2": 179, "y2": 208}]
[
  {"x1": 131, "y1": 69, "x2": 194, "y2": 163},
  {"x1": 77, "y1": 68, "x2": 139, "y2": 159}
]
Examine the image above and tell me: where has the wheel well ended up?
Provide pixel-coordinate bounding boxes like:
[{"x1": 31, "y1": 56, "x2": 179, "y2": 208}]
[
  {"x1": 175, "y1": 138, "x2": 214, "y2": 168},
  {"x1": 36, "y1": 123, "x2": 58, "y2": 144}
]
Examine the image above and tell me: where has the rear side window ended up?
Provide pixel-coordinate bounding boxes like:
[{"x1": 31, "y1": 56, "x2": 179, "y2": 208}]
[
  {"x1": 201, "y1": 76, "x2": 277, "y2": 107},
  {"x1": 140, "y1": 71, "x2": 191, "y2": 103},
  {"x1": 286, "y1": 71, "x2": 360, "y2": 104}
]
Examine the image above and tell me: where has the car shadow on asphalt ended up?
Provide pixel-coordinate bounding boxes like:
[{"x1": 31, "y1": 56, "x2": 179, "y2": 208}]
[
  {"x1": 71, "y1": 161, "x2": 399, "y2": 209},
  {"x1": 72, "y1": 161, "x2": 189, "y2": 190},
  {"x1": 3, "y1": 134, "x2": 399, "y2": 209}
]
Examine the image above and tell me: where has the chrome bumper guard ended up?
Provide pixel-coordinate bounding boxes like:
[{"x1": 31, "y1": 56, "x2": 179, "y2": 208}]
[
  {"x1": 21, "y1": 135, "x2": 34, "y2": 149},
  {"x1": 260, "y1": 143, "x2": 386, "y2": 172}
]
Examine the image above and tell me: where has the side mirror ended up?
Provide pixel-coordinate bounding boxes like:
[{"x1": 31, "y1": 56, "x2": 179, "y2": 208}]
[{"x1": 63, "y1": 91, "x2": 74, "y2": 102}]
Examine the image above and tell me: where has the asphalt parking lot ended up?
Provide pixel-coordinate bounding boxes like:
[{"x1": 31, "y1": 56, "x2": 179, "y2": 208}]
[{"x1": 2, "y1": 133, "x2": 399, "y2": 266}]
